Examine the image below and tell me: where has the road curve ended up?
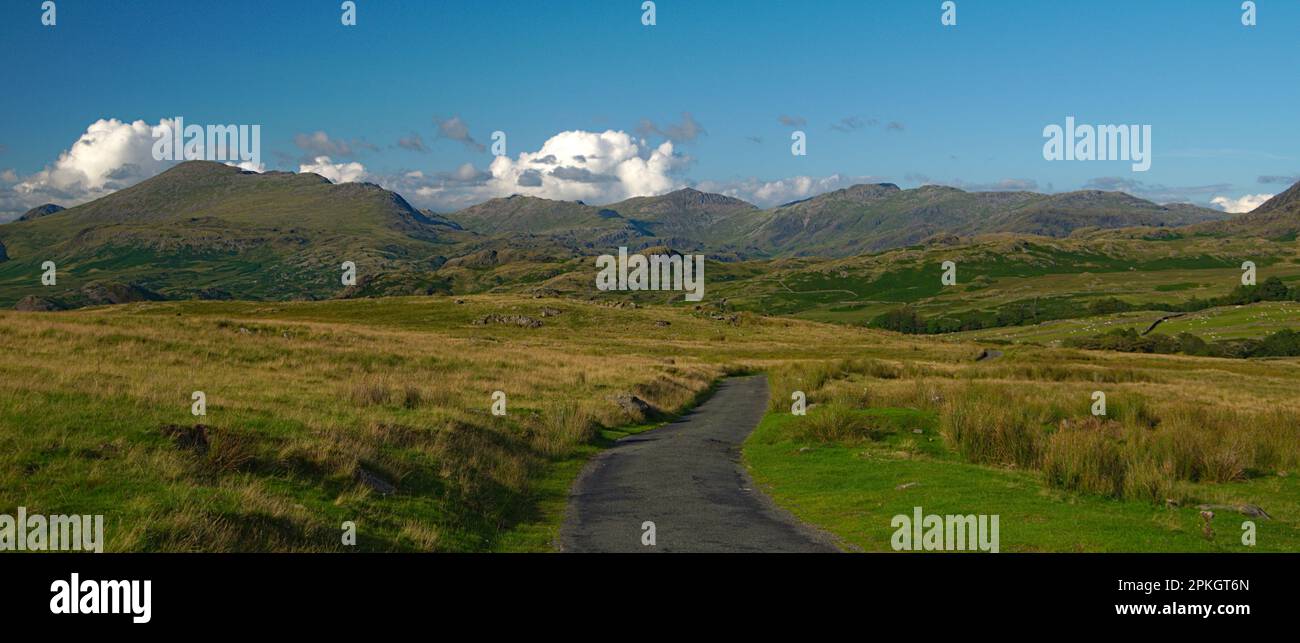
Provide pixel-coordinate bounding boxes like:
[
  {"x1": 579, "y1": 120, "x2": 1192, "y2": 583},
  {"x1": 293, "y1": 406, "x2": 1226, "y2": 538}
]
[{"x1": 559, "y1": 375, "x2": 838, "y2": 553}]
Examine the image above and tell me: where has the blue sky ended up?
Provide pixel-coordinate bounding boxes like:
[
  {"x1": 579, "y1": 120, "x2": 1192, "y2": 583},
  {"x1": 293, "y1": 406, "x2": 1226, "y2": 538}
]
[{"x1": 1, "y1": 0, "x2": 1297, "y2": 217}]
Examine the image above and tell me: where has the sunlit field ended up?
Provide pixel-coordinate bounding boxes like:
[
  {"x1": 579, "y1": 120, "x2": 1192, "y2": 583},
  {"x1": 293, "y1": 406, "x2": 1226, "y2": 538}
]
[
  {"x1": 3, "y1": 294, "x2": 1295, "y2": 551},
  {"x1": 0, "y1": 295, "x2": 925, "y2": 551}
]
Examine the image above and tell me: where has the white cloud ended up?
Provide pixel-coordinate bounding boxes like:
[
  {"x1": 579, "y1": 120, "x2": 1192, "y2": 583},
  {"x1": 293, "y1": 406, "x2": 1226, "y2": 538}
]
[
  {"x1": 0, "y1": 122, "x2": 872, "y2": 218},
  {"x1": 694, "y1": 174, "x2": 887, "y2": 207},
  {"x1": 227, "y1": 160, "x2": 265, "y2": 173},
  {"x1": 636, "y1": 113, "x2": 707, "y2": 143},
  {"x1": 1211, "y1": 193, "x2": 1273, "y2": 214},
  {"x1": 367, "y1": 130, "x2": 688, "y2": 211},
  {"x1": 3, "y1": 122, "x2": 695, "y2": 218},
  {"x1": 293, "y1": 131, "x2": 375, "y2": 159},
  {"x1": 486, "y1": 129, "x2": 684, "y2": 203},
  {"x1": 0, "y1": 117, "x2": 272, "y2": 219},
  {"x1": 298, "y1": 156, "x2": 368, "y2": 184},
  {"x1": 450, "y1": 162, "x2": 484, "y2": 182},
  {"x1": 434, "y1": 116, "x2": 486, "y2": 152},
  {"x1": 10, "y1": 118, "x2": 174, "y2": 208},
  {"x1": 1084, "y1": 176, "x2": 1230, "y2": 203}
]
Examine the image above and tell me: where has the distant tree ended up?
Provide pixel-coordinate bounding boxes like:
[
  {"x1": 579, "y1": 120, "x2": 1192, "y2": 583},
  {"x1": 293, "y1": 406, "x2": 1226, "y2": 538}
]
[
  {"x1": 871, "y1": 306, "x2": 925, "y2": 334},
  {"x1": 1176, "y1": 332, "x2": 1209, "y2": 356},
  {"x1": 1258, "y1": 277, "x2": 1289, "y2": 302},
  {"x1": 925, "y1": 316, "x2": 964, "y2": 334},
  {"x1": 1088, "y1": 298, "x2": 1133, "y2": 315},
  {"x1": 1255, "y1": 329, "x2": 1300, "y2": 357}
]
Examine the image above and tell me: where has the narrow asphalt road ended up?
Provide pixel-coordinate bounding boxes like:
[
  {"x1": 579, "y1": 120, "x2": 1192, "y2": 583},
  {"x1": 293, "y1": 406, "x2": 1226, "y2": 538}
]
[{"x1": 559, "y1": 375, "x2": 838, "y2": 553}]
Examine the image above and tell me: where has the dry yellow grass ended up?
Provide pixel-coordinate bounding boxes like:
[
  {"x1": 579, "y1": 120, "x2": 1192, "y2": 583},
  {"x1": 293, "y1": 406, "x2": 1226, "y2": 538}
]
[
  {"x1": 3, "y1": 294, "x2": 1297, "y2": 550},
  {"x1": 765, "y1": 343, "x2": 1300, "y2": 506},
  {"x1": 0, "y1": 295, "x2": 919, "y2": 551}
]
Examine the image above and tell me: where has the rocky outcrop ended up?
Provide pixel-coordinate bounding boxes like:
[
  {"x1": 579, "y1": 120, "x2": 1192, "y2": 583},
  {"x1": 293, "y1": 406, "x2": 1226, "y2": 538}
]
[
  {"x1": 471, "y1": 313, "x2": 542, "y2": 329},
  {"x1": 14, "y1": 295, "x2": 65, "y2": 311},
  {"x1": 1196, "y1": 503, "x2": 1272, "y2": 519},
  {"x1": 607, "y1": 393, "x2": 660, "y2": 420},
  {"x1": 17, "y1": 203, "x2": 65, "y2": 222},
  {"x1": 13, "y1": 281, "x2": 159, "y2": 311},
  {"x1": 79, "y1": 281, "x2": 161, "y2": 306}
]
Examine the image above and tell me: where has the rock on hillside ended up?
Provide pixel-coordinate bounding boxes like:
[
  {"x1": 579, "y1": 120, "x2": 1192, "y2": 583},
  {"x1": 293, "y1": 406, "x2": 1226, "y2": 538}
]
[{"x1": 17, "y1": 203, "x2": 65, "y2": 221}]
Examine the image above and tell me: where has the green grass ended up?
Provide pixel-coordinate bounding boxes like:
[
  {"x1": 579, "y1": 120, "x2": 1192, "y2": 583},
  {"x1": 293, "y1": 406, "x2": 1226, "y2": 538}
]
[
  {"x1": 745, "y1": 410, "x2": 1300, "y2": 552},
  {"x1": 2, "y1": 295, "x2": 928, "y2": 551},
  {"x1": 959, "y1": 301, "x2": 1300, "y2": 344},
  {"x1": 710, "y1": 236, "x2": 1300, "y2": 328},
  {"x1": 4, "y1": 287, "x2": 1296, "y2": 552}
]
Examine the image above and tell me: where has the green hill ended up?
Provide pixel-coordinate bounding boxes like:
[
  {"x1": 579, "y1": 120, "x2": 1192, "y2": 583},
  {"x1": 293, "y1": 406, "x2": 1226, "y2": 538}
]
[
  {"x1": 444, "y1": 182, "x2": 1230, "y2": 258},
  {"x1": 448, "y1": 188, "x2": 762, "y2": 256},
  {"x1": 1193, "y1": 180, "x2": 1300, "y2": 241},
  {"x1": 0, "y1": 161, "x2": 459, "y2": 307},
  {"x1": 737, "y1": 185, "x2": 1228, "y2": 257},
  {"x1": 1, "y1": 162, "x2": 1283, "y2": 315},
  {"x1": 16, "y1": 203, "x2": 65, "y2": 222},
  {"x1": 604, "y1": 187, "x2": 761, "y2": 251}
]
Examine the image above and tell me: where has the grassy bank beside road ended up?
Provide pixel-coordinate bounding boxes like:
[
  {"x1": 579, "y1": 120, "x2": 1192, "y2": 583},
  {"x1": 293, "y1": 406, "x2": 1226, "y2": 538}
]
[{"x1": 745, "y1": 351, "x2": 1300, "y2": 552}]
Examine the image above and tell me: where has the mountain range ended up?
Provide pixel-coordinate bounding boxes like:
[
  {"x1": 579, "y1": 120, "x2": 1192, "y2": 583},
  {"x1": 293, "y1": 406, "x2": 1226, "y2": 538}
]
[
  {"x1": 0, "y1": 160, "x2": 1292, "y2": 309},
  {"x1": 446, "y1": 180, "x2": 1232, "y2": 257}
]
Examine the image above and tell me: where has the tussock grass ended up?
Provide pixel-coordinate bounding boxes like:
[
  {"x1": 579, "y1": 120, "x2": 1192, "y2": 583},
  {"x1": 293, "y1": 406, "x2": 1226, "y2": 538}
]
[
  {"x1": 762, "y1": 341, "x2": 1300, "y2": 509},
  {"x1": 6, "y1": 293, "x2": 1298, "y2": 551},
  {"x1": 940, "y1": 385, "x2": 1049, "y2": 469},
  {"x1": 967, "y1": 362, "x2": 1160, "y2": 384},
  {"x1": 791, "y1": 404, "x2": 880, "y2": 442},
  {"x1": 1041, "y1": 418, "x2": 1127, "y2": 498},
  {"x1": 0, "y1": 295, "x2": 914, "y2": 551},
  {"x1": 528, "y1": 402, "x2": 598, "y2": 458},
  {"x1": 944, "y1": 386, "x2": 1300, "y2": 500}
]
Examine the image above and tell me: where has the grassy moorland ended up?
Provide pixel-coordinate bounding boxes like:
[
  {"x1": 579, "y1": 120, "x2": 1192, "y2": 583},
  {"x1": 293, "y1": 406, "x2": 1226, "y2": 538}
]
[
  {"x1": 959, "y1": 300, "x2": 1300, "y2": 345},
  {"x1": 703, "y1": 234, "x2": 1300, "y2": 329},
  {"x1": 0, "y1": 294, "x2": 944, "y2": 551},
  {"x1": 3, "y1": 292, "x2": 1296, "y2": 552},
  {"x1": 746, "y1": 349, "x2": 1300, "y2": 551},
  {"x1": 4, "y1": 180, "x2": 1298, "y2": 553}
]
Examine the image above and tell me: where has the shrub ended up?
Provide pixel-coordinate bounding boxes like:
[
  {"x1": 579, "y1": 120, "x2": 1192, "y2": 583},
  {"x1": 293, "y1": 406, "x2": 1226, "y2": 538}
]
[{"x1": 870, "y1": 306, "x2": 925, "y2": 334}]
